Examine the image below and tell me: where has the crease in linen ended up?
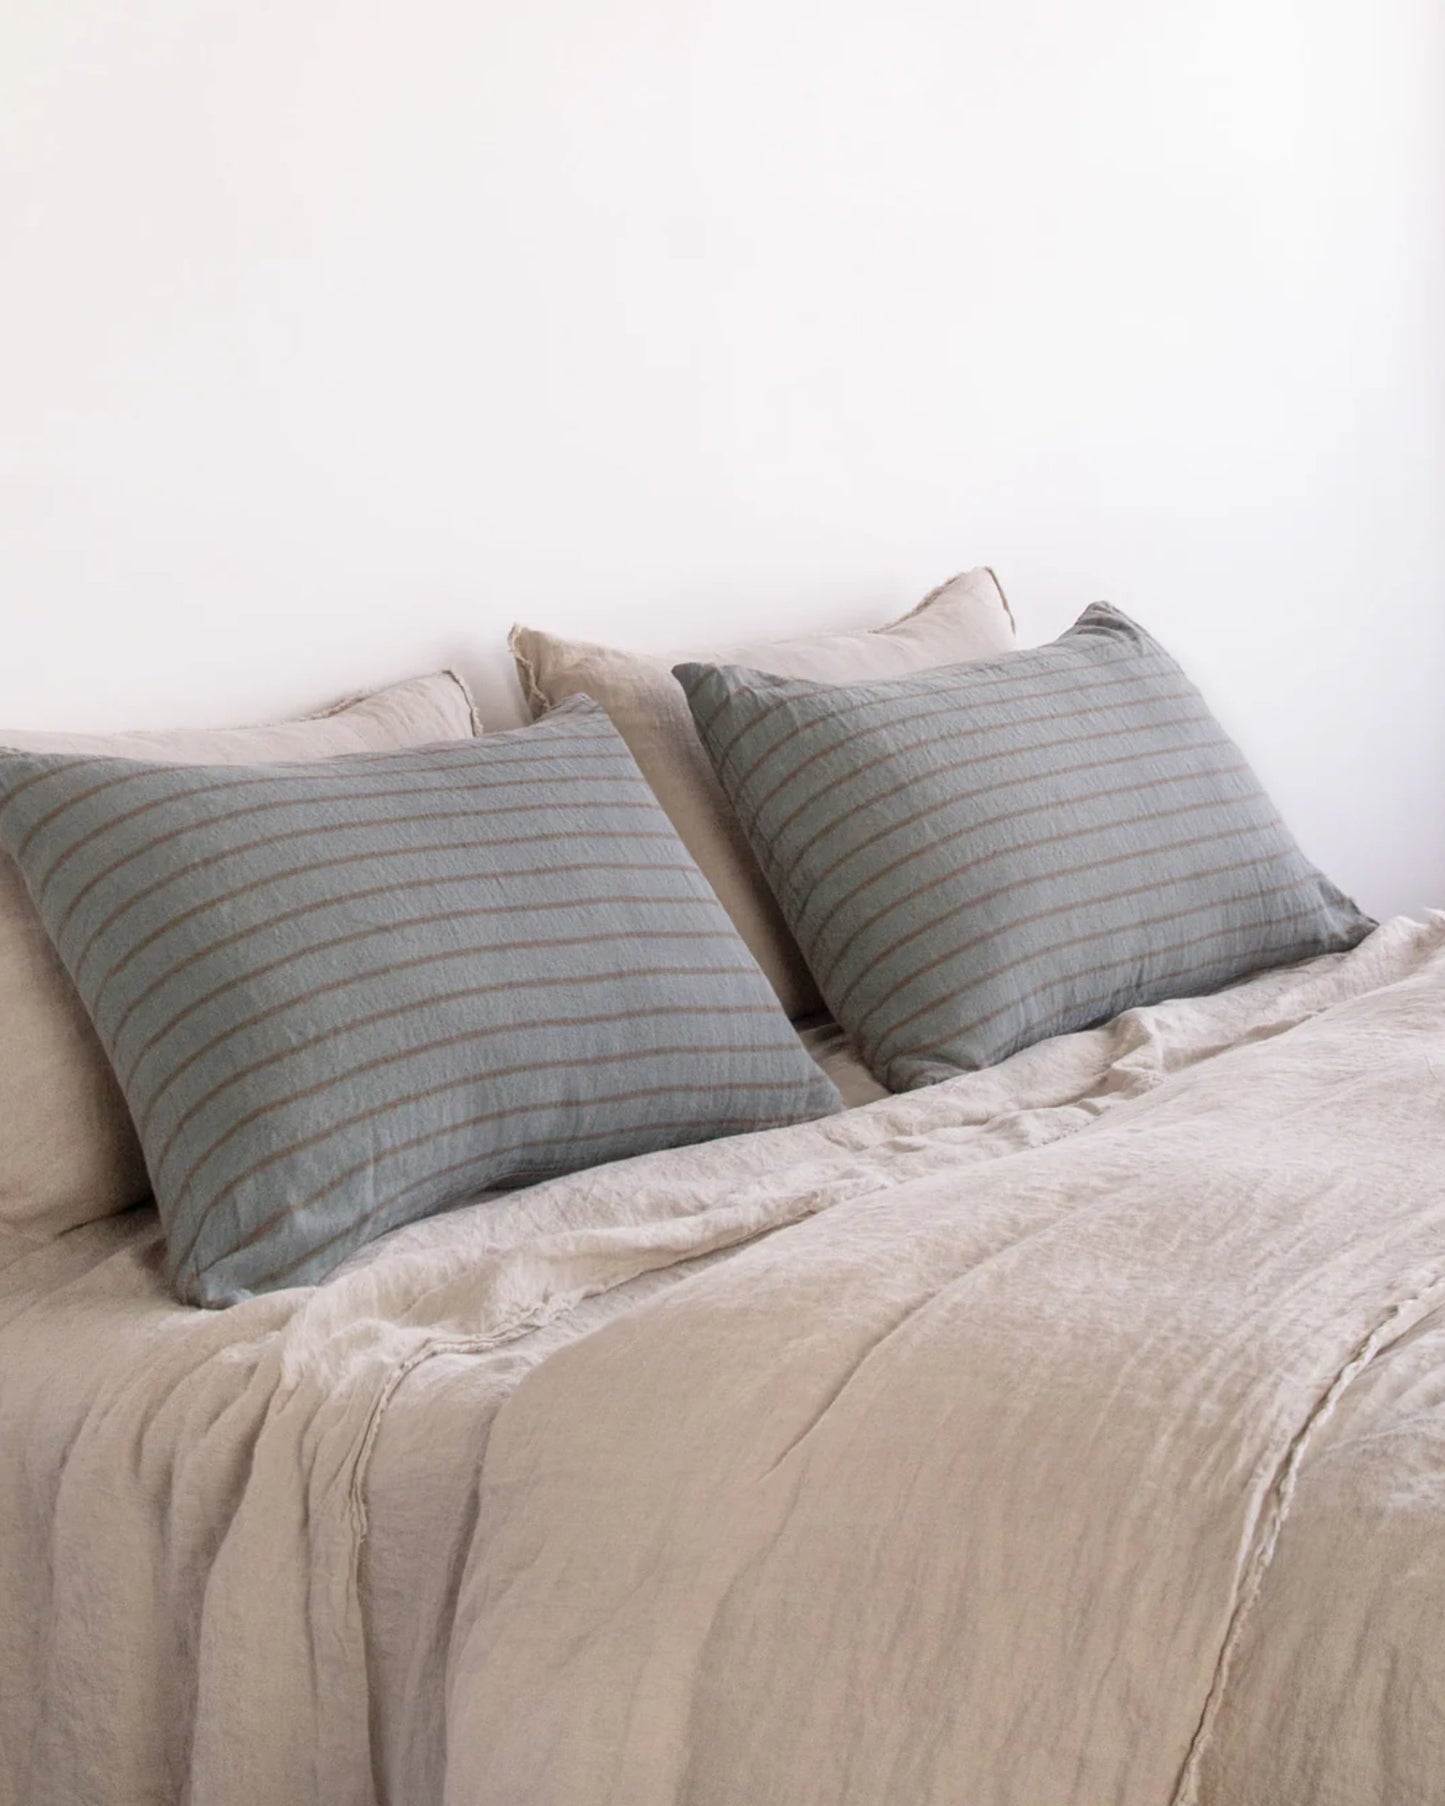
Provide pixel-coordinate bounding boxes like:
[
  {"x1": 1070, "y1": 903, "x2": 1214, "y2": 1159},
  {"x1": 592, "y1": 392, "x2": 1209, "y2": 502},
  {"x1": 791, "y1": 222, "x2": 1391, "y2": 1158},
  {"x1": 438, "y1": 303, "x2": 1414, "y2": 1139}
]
[{"x1": 1169, "y1": 1263, "x2": 1445, "y2": 1806}]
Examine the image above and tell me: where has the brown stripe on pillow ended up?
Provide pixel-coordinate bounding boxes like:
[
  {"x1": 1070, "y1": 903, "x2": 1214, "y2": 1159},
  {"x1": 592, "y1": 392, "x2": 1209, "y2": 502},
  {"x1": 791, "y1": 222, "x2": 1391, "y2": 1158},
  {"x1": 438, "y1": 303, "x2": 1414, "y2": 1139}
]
[
  {"x1": 84, "y1": 828, "x2": 690, "y2": 1013},
  {"x1": 777, "y1": 706, "x2": 1215, "y2": 867},
  {"x1": 165, "y1": 1039, "x2": 811, "y2": 1291},
  {"x1": 840, "y1": 836, "x2": 1291, "y2": 1044},
  {"x1": 135, "y1": 942, "x2": 751, "y2": 1147},
  {"x1": 700, "y1": 640, "x2": 1073, "y2": 769},
  {"x1": 725, "y1": 662, "x2": 1190, "y2": 808},
  {"x1": 247, "y1": 1085, "x2": 823, "y2": 1294},
  {"x1": 820, "y1": 791, "x2": 1276, "y2": 1010},
  {"x1": 63, "y1": 798, "x2": 666, "y2": 963},
  {"x1": 797, "y1": 754, "x2": 1246, "y2": 952},
  {"x1": 918, "y1": 900, "x2": 1332, "y2": 1066},
  {"x1": 13, "y1": 735, "x2": 627, "y2": 862},
  {"x1": 124, "y1": 917, "x2": 733, "y2": 1098},
  {"x1": 108, "y1": 860, "x2": 705, "y2": 1062},
  {"x1": 33, "y1": 750, "x2": 638, "y2": 900},
  {"x1": 147, "y1": 992, "x2": 782, "y2": 1187}
]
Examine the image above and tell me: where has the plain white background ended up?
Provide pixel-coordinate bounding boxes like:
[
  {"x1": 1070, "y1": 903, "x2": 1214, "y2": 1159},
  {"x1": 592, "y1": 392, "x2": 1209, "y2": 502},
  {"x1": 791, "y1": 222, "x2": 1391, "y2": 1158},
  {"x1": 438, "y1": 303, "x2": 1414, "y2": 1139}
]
[{"x1": 1, "y1": 0, "x2": 1442, "y2": 915}]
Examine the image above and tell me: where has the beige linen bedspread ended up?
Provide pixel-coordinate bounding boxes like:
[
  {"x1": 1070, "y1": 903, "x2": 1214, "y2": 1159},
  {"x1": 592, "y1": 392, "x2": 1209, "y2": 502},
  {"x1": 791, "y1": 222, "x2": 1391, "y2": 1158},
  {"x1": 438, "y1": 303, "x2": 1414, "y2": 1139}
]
[{"x1": 2, "y1": 915, "x2": 1443, "y2": 1805}]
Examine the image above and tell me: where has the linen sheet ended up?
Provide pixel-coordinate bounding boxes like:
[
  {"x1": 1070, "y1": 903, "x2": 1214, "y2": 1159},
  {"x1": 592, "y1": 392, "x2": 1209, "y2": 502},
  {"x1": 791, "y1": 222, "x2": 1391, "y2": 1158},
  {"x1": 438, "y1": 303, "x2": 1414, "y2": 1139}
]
[{"x1": 1, "y1": 915, "x2": 1442, "y2": 1805}]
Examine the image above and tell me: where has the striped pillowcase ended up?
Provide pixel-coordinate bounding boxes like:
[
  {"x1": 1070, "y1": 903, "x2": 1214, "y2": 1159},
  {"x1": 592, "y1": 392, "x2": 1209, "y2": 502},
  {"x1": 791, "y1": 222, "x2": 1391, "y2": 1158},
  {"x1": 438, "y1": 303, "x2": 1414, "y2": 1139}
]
[
  {"x1": 676, "y1": 605, "x2": 1375, "y2": 1089},
  {"x1": 0, "y1": 698, "x2": 840, "y2": 1306}
]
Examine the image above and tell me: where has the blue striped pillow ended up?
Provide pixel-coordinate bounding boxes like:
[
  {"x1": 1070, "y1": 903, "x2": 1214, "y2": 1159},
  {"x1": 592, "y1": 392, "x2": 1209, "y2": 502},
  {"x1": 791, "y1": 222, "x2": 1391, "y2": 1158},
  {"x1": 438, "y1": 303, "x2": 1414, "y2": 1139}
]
[
  {"x1": 0, "y1": 699, "x2": 840, "y2": 1305},
  {"x1": 676, "y1": 606, "x2": 1374, "y2": 1088}
]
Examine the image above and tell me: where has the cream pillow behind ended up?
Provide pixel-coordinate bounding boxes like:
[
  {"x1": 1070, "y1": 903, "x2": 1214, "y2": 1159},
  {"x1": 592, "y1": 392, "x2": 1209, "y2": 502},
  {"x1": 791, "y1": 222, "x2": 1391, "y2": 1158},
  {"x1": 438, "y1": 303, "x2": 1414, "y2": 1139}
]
[
  {"x1": 0, "y1": 670, "x2": 480, "y2": 1240},
  {"x1": 510, "y1": 568, "x2": 1016, "y2": 1017}
]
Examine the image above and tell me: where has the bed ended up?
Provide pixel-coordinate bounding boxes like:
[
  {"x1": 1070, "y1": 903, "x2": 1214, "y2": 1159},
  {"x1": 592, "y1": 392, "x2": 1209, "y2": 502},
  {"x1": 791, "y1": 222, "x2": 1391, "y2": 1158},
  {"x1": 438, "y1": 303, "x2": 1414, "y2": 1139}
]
[
  {"x1": 2, "y1": 918, "x2": 1442, "y2": 1804},
  {"x1": 1, "y1": 581, "x2": 1440, "y2": 1805}
]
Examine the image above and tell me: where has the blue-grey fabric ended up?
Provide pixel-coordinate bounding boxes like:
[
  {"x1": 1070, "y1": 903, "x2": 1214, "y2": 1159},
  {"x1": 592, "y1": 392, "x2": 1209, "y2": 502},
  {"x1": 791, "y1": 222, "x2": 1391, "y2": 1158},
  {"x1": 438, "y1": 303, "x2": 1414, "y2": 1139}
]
[
  {"x1": 0, "y1": 698, "x2": 840, "y2": 1306},
  {"x1": 676, "y1": 605, "x2": 1374, "y2": 1090}
]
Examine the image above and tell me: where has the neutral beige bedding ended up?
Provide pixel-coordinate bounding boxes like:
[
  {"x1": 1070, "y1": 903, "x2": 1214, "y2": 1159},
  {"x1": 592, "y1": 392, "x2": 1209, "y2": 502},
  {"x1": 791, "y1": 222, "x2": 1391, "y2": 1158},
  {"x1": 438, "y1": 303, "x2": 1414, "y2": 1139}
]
[{"x1": 1, "y1": 915, "x2": 1442, "y2": 1805}]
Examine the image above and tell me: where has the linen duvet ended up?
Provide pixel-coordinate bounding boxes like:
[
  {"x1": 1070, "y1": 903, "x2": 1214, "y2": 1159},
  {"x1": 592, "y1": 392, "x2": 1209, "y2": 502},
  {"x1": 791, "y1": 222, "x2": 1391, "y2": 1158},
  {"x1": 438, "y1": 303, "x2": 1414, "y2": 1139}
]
[{"x1": 2, "y1": 915, "x2": 1443, "y2": 1806}]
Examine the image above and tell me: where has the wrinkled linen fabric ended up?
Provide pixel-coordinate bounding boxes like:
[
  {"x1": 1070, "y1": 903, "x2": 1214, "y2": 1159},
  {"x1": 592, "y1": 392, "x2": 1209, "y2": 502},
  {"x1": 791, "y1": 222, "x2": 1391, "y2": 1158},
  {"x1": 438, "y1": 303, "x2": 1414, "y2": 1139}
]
[{"x1": 1, "y1": 915, "x2": 1443, "y2": 1806}]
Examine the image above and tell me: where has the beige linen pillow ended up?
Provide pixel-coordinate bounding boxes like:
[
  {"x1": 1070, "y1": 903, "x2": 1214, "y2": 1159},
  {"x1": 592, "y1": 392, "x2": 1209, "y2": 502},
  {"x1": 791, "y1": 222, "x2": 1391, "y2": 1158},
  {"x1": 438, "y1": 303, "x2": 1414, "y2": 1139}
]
[
  {"x1": 0, "y1": 670, "x2": 480, "y2": 1240},
  {"x1": 510, "y1": 568, "x2": 1016, "y2": 1017}
]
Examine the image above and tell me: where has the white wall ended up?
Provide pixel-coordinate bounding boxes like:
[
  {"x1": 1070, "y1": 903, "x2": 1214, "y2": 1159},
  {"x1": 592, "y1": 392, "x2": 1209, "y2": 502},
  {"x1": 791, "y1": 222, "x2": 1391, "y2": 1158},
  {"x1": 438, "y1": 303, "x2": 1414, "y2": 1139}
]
[{"x1": 1, "y1": 0, "x2": 1442, "y2": 915}]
